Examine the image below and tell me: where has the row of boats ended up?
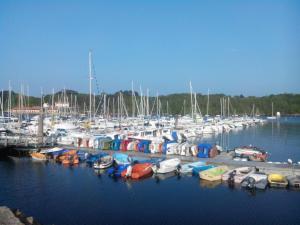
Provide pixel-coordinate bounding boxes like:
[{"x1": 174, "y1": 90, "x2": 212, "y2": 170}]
[
  {"x1": 30, "y1": 148, "x2": 300, "y2": 190},
  {"x1": 1, "y1": 112, "x2": 266, "y2": 151}
]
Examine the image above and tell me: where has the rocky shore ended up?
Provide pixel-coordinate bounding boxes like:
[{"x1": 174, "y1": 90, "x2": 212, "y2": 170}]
[{"x1": 0, "y1": 206, "x2": 41, "y2": 225}]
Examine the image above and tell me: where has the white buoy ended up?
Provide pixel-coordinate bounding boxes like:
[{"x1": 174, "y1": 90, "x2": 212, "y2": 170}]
[{"x1": 288, "y1": 159, "x2": 293, "y2": 164}]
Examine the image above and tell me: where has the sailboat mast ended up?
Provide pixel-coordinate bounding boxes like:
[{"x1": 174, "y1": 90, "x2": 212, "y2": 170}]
[
  {"x1": 131, "y1": 81, "x2": 135, "y2": 118},
  {"x1": 89, "y1": 50, "x2": 93, "y2": 123},
  {"x1": 52, "y1": 88, "x2": 54, "y2": 126},
  {"x1": 206, "y1": 89, "x2": 209, "y2": 116},
  {"x1": 8, "y1": 80, "x2": 11, "y2": 118},
  {"x1": 228, "y1": 96, "x2": 230, "y2": 118},
  {"x1": 1, "y1": 89, "x2": 3, "y2": 118},
  {"x1": 189, "y1": 81, "x2": 193, "y2": 119}
]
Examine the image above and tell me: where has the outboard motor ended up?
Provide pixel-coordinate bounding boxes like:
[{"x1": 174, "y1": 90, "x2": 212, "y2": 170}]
[
  {"x1": 176, "y1": 164, "x2": 182, "y2": 175},
  {"x1": 153, "y1": 162, "x2": 160, "y2": 174},
  {"x1": 247, "y1": 177, "x2": 256, "y2": 189},
  {"x1": 228, "y1": 170, "x2": 236, "y2": 185},
  {"x1": 156, "y1": 162, "x2": 161, "y2": 169}
]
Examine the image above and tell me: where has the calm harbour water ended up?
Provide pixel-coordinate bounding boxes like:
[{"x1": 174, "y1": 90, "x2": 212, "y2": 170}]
[
  {"x1": 1, "y1": 117, "x2": 300, "y2": 225},
  {"x1": 203, "y1": 116, "x2": 300, "y2": 162}
]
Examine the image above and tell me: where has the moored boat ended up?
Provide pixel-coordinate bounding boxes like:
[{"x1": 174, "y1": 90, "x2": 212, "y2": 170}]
[
  {"x1": 241, "y1": 172, "x2": 268, "y2": 190},
  {"x1": 222, "y1": 167, "x2": 255, "y2": 184},
  {"x1": 199, "y1": 166, "x2": 229, "y2": 181},
  {"x1": 113, "y1": 153, "x2": 131, "y2": 165},
  {"x1": 178, "y1": 161, "x2": 206, "y2": 174},
  {"x1": 56, "y1": 150, "x2": 77, "y2": 163},
  {"x1": 40, "y1": 147, "x2": 64, "y2": 154},
  {"x1": 30, "y1": 152, "x2": 47, "y2": 161},
  {"x1": 268, "y1": 174, "x2": 288, "y2": 188},
  {"x1": 107, "y1": 164, "x2": 129, "y2": 177},
  {"x1": 62, "y1": 154, "x2": 79, "y2": 165},
  {"x1": 234, "y1": 146, "x2": 268, "y2": 162},
  {"x1": 152, "y1": 158, "x2": 181, "y2": 174},
  {"x1": 192, "y1": 164, "x2": 215, "y2": 176},
  {"x1": 93, "y1": 155, "x2": 113, "y2": 169},
  {"x1": 86, "y1": 152, "x2": 108, "y2": 165},
  {"x1": 121, "y1": 163, "x2": 153, "y2": 179},
  {"x1": 287, "y1": 175, "x2": 300, "y2": 189}
]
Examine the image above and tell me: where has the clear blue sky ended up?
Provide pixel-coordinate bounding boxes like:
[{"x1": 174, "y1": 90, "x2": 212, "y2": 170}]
[{"x1": 0, "y1": 0, "x2": 299, "y2": 96}]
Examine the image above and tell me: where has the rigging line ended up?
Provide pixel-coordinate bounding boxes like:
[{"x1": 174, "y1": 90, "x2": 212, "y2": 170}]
[
  {"x1": 92, "y1": 59, "x2": 101, "y2": 96},
  {"x1": 91, "y1": 54, "x2": 107, "y2": 116}
]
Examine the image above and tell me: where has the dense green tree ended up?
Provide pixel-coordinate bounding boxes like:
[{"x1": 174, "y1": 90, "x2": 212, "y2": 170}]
[{"x1": 2, "y1": 90, "x2": 300, "y2": 116}]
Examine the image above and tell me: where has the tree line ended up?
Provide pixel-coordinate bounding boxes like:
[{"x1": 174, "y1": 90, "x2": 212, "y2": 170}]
[{"x1": 2, "y1": 90, "x2": 300, "y2": 116}]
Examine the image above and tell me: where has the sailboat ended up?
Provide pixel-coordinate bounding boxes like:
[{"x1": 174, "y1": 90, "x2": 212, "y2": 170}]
[{"x1": 267, "y1": 102, "x2": 276, "y2": 120}]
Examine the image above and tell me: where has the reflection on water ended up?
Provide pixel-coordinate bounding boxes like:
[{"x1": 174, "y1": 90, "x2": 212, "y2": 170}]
[
  {"x1": 94, "y1": 168, "x2": 107, "y2": 176},
  {"x1": 199, "y1": 179, "x2": 222, "y2": 188}
]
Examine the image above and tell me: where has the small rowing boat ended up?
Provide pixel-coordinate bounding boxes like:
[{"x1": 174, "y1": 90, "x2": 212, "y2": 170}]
[
  {"x1": 30, "y1": 152, "x2": 47, "y2": 161},
  {"x1": 151, "y1": 158, "x2": 181, "y2": 174},
  {"x1": 121, "y1": 163, "x2": 153, "y2": 179},
  {"x1": 268, "y1": 174, "x2": 288, "y2": 188},
  {"x1": 199, "y1": 166, "x2": 229, "y2": 181},
  {"x1": 93, "y1": 155, "x2": 113, "y2": 169}
]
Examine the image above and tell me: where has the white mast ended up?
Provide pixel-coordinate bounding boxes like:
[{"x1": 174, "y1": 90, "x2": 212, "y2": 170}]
[
  {"x1": 40, "y1": 87, "x2": 43, "y2": 109},
  {"x1": 104, "y1": 94, "x2": 106, "y2": 118},
  {"x1": 89, "y1": 50, "x2": 93, "y2": 123},
  {"x1": 8, "y1": 80, "x2": 11, "y2": 118},
  {"x1": 26, "y1": 85, "x2": 29, "y2": 120},
  {"x1": 189, "y1": 81, "x2": 193, "y2": 119},
  {"x1": 206, "y1": 89, "x2": 209, "y2": 116},
  {"x1": 220, "y1": 98, "x2": 223, "y2": 118},
  {"x1": 167, "y1": 100, "x2": 169, "y2": 115},
  {"x1": 131, "y1": 81, "x2": 135, "y2": 118},
  {"x1": 146, "y1": 88, "x2": 149, "y2": 116},
  {"x1": 227, "y1": 96, "x2": 230, "y2": 118},
  {"x1": 194, "y1": 92, "x2": 197, "y2": 117},
  {"x1": 1, "y1": 89, "x2": 3, "y2": 118},
  {"x1": 139, "y1": 86, "x2": 143, "y2": 116},
  {"x1": 93, "y1": 92, "x2": 96, "y2": 120},
  {"x1": 156, "y1": 91, "x2": 159, "y2": 117},
  {"x1": 51, "y1": 88, "x2": 55, "y2": 126}
]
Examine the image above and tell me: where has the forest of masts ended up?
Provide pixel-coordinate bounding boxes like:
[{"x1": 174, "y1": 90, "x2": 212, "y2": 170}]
[{"x1": 0, "y1": 81, "x2": 258, "y2": 123}]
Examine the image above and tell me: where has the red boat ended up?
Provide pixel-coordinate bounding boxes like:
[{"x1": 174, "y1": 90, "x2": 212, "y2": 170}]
[{"x1": 121, "y1": 163, "x2": 153, "y2": 179}]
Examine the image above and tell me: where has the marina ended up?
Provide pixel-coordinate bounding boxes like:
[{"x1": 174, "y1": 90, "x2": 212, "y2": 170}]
[
  {"x1": 1, "y1": 80, "x2": 300, "y2": 225},
  {"x1": 1, "y1": 1, "x2": 300, "y2": 224}
]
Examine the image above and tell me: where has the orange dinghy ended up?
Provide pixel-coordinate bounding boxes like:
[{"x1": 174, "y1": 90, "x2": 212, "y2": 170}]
[
  {"x1": 62, "y1": 154, "x2": 79, "y2": 165},
  {"x1": 31, "y1": 152, "x2": 47, "y2": 161},
  {"x1": 122, "y1": 163, "x2": 153, "y2": 179}
]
